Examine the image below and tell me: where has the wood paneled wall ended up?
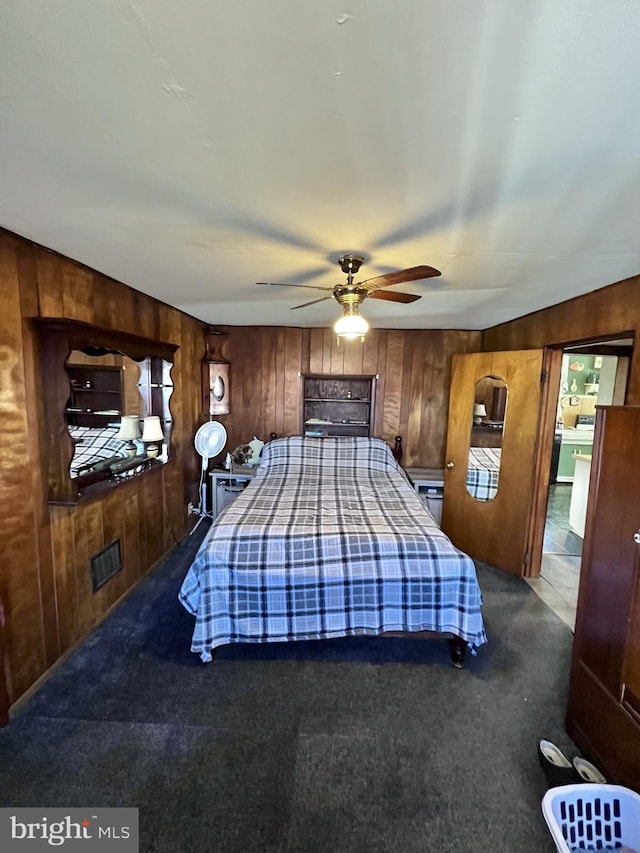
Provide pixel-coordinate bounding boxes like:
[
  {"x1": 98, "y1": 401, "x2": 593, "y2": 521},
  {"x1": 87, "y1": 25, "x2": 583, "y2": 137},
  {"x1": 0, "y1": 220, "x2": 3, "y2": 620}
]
[
  {"x1": 209, "y1": 326, "x2": 482, "y2": 469},
  {"x1": 0, "y1": 230, "x2": 204, "y2": 710},
  {"x1": 482, "y1": 273, "x2": 640, "y2": 404},
  {"x1": 1, "y1": 228, "x2": 481, "y2": 713}
]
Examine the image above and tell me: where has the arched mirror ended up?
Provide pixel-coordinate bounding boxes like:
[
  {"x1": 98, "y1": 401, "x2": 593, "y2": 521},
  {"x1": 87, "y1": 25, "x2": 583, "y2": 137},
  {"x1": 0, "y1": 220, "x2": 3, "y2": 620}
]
[
  {"x1": 34, "y1": 318, "x2": 178, "y2": 504},
  {"x1": 466, "y1": 375, "x2": 507, "y2": 501}
]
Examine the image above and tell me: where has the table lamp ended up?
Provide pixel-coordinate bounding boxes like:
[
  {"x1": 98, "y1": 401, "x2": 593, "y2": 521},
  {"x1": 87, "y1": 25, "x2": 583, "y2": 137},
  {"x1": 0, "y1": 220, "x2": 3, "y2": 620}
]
[
  {"x1": 116, "y1": 415, "x2": 141, "y2": 458},
  {"x1": 473, "y1": 403, "x2": 487, "y2": 425},
  {"x1": 142, "y1": 416, "x2": 164, "y2": 458}
]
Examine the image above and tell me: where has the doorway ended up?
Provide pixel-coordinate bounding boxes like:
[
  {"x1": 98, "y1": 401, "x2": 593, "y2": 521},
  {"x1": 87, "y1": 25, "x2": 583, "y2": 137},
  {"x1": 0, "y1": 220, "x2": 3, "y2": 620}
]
[{"x1": 526, "y1": 339, "x2": 633, "y2": 630}]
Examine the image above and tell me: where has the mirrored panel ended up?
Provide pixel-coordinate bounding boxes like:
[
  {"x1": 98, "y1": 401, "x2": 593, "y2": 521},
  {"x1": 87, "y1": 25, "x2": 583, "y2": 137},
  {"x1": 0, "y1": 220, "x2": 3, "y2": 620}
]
[
  {"x1": 35, "y1": 318, "x2": 178, "y2": 504},
  {"x1": 66, "y1": 351, "x2": 142, "y2": 478},
  {"x1": 466, "y1": 375, "x2": 507, "y2": 501}
]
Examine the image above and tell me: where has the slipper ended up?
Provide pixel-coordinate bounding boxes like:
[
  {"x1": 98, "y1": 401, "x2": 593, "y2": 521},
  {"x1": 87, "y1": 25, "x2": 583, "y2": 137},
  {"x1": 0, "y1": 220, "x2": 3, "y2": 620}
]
[
  {"x1": 537, "y1": 739, "x2": 577, "y2": 787},
  {"x1": 573, "y1": 756, "x2": 607, "y2": 784}
]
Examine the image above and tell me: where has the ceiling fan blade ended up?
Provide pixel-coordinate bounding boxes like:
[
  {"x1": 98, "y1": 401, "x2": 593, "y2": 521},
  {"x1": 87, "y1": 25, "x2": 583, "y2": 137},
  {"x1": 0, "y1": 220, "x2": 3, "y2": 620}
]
[
  {"x1": 291, "y1": 296, "x2": 333, "y2": 310},
  {"x1": 257, "y1": 281, "x2": 332, "y2": 292},
  {"x1": 368, "y1": 290, "x2": 422, "y2": 304},
  {"x1": 359, "y1": 265, "x2": 441, "y2": 290}
]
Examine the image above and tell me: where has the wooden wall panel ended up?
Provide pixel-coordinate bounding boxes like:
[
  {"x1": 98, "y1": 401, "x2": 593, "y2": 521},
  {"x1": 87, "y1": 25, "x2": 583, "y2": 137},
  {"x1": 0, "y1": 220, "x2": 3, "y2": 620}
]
[
  {"x1": 122, "y1": 489, "x2": 141, "y2": 589},
  {"x1": 0, "y1": 235, "x2": 47, "y2": 700},
  {"x1": 49, "y1": 507, "x2": 78, "y2": 652},
  {"x1": 284, "y1": 329, "x2": 303, "y2": 438},
  {"x1": 371, "y1": 331, "x2": 387, "y2": 438},
  {"x1": 0, "y1": 229, "x2": 204, "y2": 713},
  {"x1": 217, "y1": 326, "x2": 481, "y2": 469},
  {"x1": 61, "y1": 263, "x2": 95, "y2": 324},
  {"x1": 382, "y1": 332, "x2": 406, "y2": 441},
  {"x1": 102, "y1": 489, "x2": 128, "y2": 610},
  {"x1": 482, "y1": 273, "x2": 640, "y2": 404},
  {"x1": 71, "y1": 503, "x2": 94, "y2": 637}
]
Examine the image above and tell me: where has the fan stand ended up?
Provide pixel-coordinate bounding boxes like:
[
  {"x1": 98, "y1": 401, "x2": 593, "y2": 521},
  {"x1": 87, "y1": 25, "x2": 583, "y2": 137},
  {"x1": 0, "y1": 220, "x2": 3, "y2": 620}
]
[
  {"x1": 190, "y1": 468, "x2": 212, "y2": 536},
  {"x1": 190, "y1": 420, "x2": 227, "y2": 535}
]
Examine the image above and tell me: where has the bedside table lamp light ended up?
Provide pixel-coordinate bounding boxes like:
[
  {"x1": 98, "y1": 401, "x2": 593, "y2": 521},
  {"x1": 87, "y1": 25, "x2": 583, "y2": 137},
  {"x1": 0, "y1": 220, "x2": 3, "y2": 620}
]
[
  {"x1": 116, "y1": 415, "x2": 141, "y2": 458},
  {"x1": 142, "y1": 415, "x2": 164, "y2": 458},
  {"x1": 473, "y1": 403, "x2": 487, "y2": 425}
]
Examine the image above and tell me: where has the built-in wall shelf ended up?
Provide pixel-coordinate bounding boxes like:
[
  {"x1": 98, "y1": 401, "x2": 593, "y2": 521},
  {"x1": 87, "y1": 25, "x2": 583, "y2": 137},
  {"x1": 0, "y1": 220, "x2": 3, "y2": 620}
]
[
  {"x1": 301, "y1": 375, "x2": 376, "y2": 438},
  {"x1": 66, "y1": 365, "x2": 122, "y2": 428}
]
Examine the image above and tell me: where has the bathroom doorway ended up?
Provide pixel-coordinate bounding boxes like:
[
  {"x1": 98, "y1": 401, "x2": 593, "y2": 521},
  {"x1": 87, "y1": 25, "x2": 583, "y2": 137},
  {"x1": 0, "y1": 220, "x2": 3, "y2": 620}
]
[{"x1": 527, "y1": 338, "x2": 632, "y2": 630}]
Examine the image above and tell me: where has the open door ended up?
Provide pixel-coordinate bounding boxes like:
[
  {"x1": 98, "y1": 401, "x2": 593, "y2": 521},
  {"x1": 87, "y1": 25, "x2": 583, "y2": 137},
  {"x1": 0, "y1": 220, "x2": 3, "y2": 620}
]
[{"x1": 441, "y1": 349, "x2": 558, "y2": 576}]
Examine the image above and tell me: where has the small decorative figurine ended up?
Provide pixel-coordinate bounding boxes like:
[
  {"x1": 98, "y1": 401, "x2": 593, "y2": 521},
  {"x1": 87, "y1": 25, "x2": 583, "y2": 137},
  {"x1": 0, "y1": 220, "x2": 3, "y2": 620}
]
[{"x1": 247, "y1": 436, "x2": 264, "y2": 466}]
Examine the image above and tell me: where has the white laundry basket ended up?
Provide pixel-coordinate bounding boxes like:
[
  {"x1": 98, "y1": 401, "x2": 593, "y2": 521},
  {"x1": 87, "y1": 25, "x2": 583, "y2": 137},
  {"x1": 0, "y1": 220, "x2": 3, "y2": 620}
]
[{"x1": 542, "y1": 784, "x2": 640, "y2": 852}]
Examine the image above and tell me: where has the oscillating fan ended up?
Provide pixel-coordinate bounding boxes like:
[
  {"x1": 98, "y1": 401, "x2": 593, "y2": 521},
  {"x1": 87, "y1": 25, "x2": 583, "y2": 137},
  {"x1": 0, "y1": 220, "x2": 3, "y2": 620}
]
[{"x1": 191, "y1": 421, "x2": 227, "y2": 533}]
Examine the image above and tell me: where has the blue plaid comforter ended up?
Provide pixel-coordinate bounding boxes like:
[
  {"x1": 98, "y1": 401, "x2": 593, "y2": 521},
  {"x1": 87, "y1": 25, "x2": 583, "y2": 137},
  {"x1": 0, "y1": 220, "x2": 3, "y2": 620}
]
[
  {"x1": 466, "y1": 447, "x2": 501, "y2": 501},
  {"x1": 179, "y1": 436, "x2": 486, "y2": 661}
]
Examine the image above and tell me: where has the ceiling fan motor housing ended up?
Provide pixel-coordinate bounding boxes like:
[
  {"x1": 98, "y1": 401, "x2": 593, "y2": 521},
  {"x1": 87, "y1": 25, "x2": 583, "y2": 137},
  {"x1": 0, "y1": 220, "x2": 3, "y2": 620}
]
[
  {"x1": 334, "y1": 285, "x2": 369, "y2": 306},
  {"x1": 338, "y1": 254, "x2": 365, "y2": 276}
]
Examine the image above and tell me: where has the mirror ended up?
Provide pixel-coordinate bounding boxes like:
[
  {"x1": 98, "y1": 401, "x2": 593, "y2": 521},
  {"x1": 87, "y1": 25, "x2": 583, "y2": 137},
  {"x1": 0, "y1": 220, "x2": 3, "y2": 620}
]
[
  {"x1": 466, "y1": 375, "x2": 507, "y2": 501},
  {"x1": 35, "y1": 318, "x2": 178, "y2": 504},
  {"x1": 66, "y1": 350, "x2": 143, "y2": 478},
  {"x1": 206, "y1": 362, "x2": 230, "y2": 414}
]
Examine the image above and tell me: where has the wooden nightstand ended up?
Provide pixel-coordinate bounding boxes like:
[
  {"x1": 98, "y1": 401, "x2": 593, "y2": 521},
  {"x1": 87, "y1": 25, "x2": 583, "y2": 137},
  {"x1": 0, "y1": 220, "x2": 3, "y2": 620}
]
[
  {"x1": 209, "y1": 468, "x2": 257, "y2": 519},
  {"x1": 403, "y1": 467, "x2": 445, "y2": 525}
]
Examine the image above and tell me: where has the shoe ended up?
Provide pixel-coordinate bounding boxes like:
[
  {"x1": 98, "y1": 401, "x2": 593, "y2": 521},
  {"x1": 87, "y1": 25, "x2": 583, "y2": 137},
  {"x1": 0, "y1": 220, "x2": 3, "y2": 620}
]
[
  {"x1": 573, "y1": 756, "x2": 607, "y2": 784},
  {"x1": 538, "y1": 739, "x2": 578, "y2": 787}
]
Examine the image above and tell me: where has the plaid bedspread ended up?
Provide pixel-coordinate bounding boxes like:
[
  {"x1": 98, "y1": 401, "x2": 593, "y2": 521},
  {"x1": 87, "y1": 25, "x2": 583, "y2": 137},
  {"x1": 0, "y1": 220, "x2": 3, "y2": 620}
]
[
  {"x1": 466, "y1": 447, "x2": 501, "y2": 502},
  {"x1": 68, "y1": 426, "x2": 128, "y2": 476},
  {"x1": 179, "y1": 436, "x2": 486, "y2": 661}
]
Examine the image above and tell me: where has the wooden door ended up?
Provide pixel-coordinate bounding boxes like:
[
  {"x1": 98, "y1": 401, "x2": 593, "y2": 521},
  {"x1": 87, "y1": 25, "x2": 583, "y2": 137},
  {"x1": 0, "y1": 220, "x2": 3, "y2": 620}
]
[
  {"x1": 567, "y1": 406, "x2": 640, "y2": 789},
  {"x1": 441, "y1": 349, "x2": 550, "y2": 575}
]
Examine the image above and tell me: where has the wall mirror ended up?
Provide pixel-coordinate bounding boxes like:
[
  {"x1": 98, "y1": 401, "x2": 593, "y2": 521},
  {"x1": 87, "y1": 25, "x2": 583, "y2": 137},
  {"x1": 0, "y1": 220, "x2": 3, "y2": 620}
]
[
  {"x1": 34, "y1": 319, "x2": 178, "y2": 504},
  {"x1": 466, "y1": 375, "x2": 507, "y2": 501}
]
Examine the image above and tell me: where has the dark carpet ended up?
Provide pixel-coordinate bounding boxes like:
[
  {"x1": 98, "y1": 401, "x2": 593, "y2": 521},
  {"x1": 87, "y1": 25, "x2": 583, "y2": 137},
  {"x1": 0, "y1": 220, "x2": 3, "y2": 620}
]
[{"x1": 0, "y1": 524, "x2": 573, "y2": 852}]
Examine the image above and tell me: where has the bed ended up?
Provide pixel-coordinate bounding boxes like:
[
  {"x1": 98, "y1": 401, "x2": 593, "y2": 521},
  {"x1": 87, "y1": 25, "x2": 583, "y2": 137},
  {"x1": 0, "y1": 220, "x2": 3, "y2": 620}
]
[
  {"x1": 67, "y1": 426, "x2": 130, "y2": 478},
  {"x1": 466, "y1": 447, "x2": 501, "y2": 501},
  {"x1": 179, "y1": 436, "x2": 487, "y2": 666}
]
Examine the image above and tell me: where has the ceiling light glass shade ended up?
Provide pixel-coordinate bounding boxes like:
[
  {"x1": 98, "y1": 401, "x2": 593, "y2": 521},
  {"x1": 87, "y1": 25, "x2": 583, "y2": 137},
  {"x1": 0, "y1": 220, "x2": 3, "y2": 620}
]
[{"x1": 333, "y1": 309, "x2": 369, "y2": 341}]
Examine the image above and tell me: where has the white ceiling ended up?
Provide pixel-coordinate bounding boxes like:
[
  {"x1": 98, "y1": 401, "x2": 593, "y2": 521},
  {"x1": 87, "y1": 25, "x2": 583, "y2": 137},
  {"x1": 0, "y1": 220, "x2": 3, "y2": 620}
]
[{"x1": 1, "y1": 1, "x2": 639, "y2": 330}]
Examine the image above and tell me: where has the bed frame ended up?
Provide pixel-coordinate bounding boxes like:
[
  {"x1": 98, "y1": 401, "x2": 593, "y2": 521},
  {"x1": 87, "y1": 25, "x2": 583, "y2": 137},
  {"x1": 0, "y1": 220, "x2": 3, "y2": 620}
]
[{"x1": 208, "y1": 632, "x2": 467, "y2": 668}]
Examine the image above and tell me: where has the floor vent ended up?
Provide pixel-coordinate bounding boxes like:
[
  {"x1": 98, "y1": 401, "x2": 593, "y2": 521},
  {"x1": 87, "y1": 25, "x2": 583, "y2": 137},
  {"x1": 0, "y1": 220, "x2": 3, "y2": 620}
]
[{"x1": 91, "y1": 539, "x2": 122, "y2": 592}]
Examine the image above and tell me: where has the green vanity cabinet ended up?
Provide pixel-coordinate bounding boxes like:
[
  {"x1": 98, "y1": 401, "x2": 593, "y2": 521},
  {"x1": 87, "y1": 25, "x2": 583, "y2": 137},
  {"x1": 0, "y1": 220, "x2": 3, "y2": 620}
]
[{"x1": 558, "y1": 437, "x2": 594, "y2": 481}]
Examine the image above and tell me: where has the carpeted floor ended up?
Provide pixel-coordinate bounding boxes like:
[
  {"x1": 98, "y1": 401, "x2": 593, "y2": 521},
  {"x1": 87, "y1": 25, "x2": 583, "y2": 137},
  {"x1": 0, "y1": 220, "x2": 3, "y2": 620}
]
[{"x1": 0, "y1": 524, "x2": 574, "y2": 852}]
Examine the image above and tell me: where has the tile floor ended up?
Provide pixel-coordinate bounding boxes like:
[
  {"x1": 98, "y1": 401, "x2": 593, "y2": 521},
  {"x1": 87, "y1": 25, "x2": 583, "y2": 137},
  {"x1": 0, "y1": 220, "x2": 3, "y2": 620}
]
[{"x1": 526, "y1": 484, "x2": 583, "y2": 632}]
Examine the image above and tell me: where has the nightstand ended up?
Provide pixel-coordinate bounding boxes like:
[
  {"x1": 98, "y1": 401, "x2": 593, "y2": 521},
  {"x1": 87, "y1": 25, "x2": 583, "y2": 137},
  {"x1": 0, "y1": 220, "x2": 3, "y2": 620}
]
[
  {"x1": 209, "y1": 468, "x2": 257, "y2": 518},
  {"x1": 404, "y1": 467, "x2": 445, "y2": 525}
]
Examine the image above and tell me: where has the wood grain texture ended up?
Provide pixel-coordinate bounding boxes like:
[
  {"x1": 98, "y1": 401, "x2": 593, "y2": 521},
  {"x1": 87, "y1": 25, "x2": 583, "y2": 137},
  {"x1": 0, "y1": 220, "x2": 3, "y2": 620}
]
[
  {"x1": 216, "y1": 326, "x2": 481, "y2": 469},
  {"x1": 0, "y1": 229, "x2": 204, "y2": 713},
  {"x1": 482, "y1": 273, "x2": 640, "y2": 404},
  {"x1": 567, "y1": 406, "x2": 640, "y2": 790},
  {"x1": 442, "y1": 349, "x2": 544, "y2": 575}
]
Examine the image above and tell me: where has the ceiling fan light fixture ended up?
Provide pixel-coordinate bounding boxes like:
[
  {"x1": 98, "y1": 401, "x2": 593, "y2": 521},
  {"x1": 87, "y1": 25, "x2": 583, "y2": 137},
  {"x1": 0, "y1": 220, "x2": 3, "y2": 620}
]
[{"x1": 333, "y1": 304, "x2": 369, "y2": 343}]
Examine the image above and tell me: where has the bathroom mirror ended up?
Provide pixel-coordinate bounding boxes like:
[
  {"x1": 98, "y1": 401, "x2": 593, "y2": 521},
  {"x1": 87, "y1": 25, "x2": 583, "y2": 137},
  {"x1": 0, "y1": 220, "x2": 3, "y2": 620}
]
[{"x1": 466, "y1": 375, "x2": 507, "y2": 501}]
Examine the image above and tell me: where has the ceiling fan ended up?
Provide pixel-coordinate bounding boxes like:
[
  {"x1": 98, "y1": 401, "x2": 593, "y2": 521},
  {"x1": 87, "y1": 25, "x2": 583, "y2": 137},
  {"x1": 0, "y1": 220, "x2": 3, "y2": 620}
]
[
  {"x1": 258, "y1": 254, "x2": 441, "y2": 310},
  {"x1": 257, "y1": 254, "x2": 441, "y2": 340}
]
